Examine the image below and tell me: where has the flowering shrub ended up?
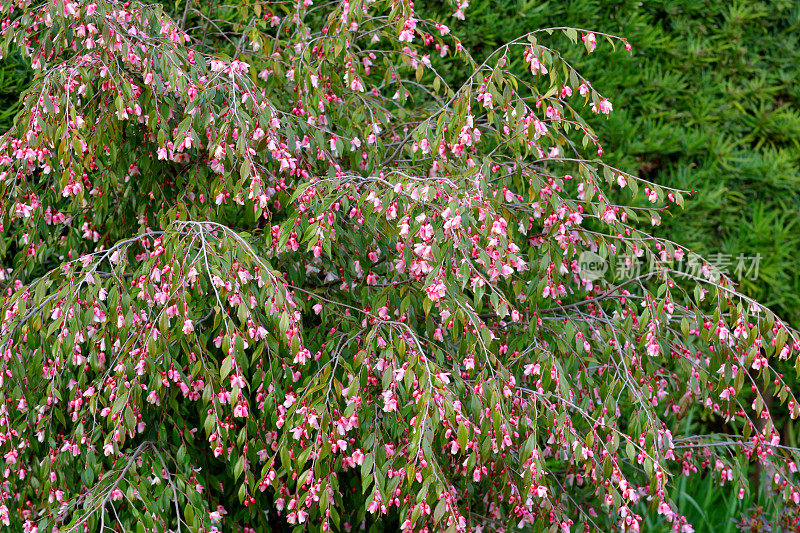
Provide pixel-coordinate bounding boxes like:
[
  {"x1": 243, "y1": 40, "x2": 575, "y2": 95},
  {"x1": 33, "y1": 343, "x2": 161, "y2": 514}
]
[{"x1": 1, "y1": 0, "x2": 799, "y2": 531}]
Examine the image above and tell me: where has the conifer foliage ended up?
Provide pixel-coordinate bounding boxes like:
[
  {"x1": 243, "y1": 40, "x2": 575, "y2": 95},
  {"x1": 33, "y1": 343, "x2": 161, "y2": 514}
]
[{"x1": 0, "y1": 1, "x2": 799, "y2": 532}]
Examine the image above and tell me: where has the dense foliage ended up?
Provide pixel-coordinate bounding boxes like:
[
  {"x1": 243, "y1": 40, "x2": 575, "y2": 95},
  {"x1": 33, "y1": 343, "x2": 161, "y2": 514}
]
[{"x1": 1, "y1": 1, "x2": 800, "y2": 533}]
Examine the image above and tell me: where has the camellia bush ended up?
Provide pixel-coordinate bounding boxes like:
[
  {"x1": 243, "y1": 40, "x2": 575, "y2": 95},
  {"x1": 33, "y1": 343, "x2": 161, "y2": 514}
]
[{"x1": 2, "y1": 0, "x2": 800, "y2": 532}]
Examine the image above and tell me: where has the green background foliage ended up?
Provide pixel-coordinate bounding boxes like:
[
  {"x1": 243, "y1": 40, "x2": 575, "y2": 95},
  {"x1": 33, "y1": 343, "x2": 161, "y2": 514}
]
[{"x1": 0, "y1": 52, "x2": 30, "y2": 130}]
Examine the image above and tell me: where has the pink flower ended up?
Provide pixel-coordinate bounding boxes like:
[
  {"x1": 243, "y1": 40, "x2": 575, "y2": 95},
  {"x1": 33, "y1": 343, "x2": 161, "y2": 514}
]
[
  {"x1": 293, "y1": 348, "x2": 311, "y2": 365},
  {"x1": 366, "y1": 493, "x2": 383, "y2": 514},
  {"x1": 351, "y1": 449, "x2": 365, "y2": 465},
  {"x1": 419, "y1": 138, "x2": 431, "y2": 153},
  {"x1": 350, "y1": 77, "x2": 365, "y2": 92},
  {"x1": 381, "y1": 390, "x2": 398, "y2": 412},
  {"x1": 398, "y1": 18, "x2": 417, "y2": 42},
  {"x1": 583, "y1": 32, "x2": 597, "y2": 52},
  {"x1": 424, "y1": 279, "x2": 447, "y2": 301},
  {"x1": 233, "y1": 401, "x2": 249, "y2": 418},
  {"x1": 472, "y1": 467, "x2": 482, "y2": 482},
  {"x1": 399, "y1": 29, "x2": 415, "y2": 42}
]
